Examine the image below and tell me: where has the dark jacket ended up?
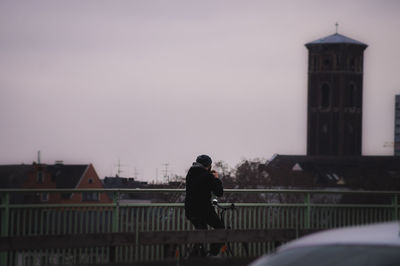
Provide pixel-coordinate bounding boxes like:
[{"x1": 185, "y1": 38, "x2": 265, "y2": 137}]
[{"x1": 184, "y1": 163, "x2": 223, "y2": 219}]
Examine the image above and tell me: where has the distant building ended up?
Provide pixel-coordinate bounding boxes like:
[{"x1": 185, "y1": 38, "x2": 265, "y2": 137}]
[
  {"x1": 264, "y1": 31, "x2": 400, "y2": 193},
  {"x1": 395, "y1": 95, "x2": 400, "y2": 156},
  {"x1": 102, "y1": 176, "x2": 183, "y2": 190},
  {"x1": 265, "y1": 154, "x2": 400, "y2": 191},
  {"x1": 102, "y1": 176, "x2": 184, "y2": 203},
  {"x1": 305, "y1": 33, "x2": 367, "y2": 156},
  {"x1": 0, "y1": 162, "x2": 112, "y2": 204},
  {"x1": 103, "y1": 176, "x2": 148, "y2": 188},
  {"x1": 103, "y1": 176, "x2": 148, "y2": 202}
]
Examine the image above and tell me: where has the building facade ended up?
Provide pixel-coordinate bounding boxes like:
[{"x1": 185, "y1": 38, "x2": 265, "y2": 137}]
[
  {"x1": 0, "y1": 162, "x2": 112, "y2": 204},
  {"x1": 305, "y1": 33, "x2": 367, "y2": 156}
]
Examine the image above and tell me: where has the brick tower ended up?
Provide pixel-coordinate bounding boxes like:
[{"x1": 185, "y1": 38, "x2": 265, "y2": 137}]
[{"x1": 305, "y1": 31, "x2": 367, "y2": 156}]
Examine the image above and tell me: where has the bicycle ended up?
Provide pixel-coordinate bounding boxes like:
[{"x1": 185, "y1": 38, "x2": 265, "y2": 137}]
[
  {"x1": 212, "y1": 199, "x2": 249, "y2": 257},
  {"x1": 184, "y1": 199, "x2": 249, "y2": 258}
]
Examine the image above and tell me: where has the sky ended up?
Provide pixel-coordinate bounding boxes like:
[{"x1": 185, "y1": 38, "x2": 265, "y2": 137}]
[{"x1": 1, "y1": 0, "x2": 399, "y2": 182}]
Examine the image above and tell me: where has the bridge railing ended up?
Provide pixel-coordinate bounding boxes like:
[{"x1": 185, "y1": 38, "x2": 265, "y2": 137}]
[{"x1": 1, "y1": 188, "x2": 399, "y2": 265}]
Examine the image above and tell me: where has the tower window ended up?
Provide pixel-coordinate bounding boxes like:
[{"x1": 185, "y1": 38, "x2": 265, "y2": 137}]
[
  {"x1": 322, "y1": 55, "x2": 332, "y2": 70},
  {"x1": 336, "y1": 54, "x2": 341, "y2": 69},
  {"x1": 320, "y1": 84, "x2": 331, "y2": 109},
  {"x1": 323, "y1": 58, "x2": 330, "y2": 67},
  {"x1": 350, "y1": 57, "x2": 355, "y2": 71},
  {"x1": 348, "y1": 83, "x2": 356, "y2": 107}
]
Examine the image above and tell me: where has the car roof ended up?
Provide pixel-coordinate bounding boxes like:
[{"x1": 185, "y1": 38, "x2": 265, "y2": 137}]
[{"x1": 279, "y1": 222, "x2": 400, "y2": 252}]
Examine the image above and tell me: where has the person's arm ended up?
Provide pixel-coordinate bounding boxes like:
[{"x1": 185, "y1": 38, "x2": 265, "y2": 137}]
[{"x1": 209, "y1": 171, "x2": 223, "y2": 197}]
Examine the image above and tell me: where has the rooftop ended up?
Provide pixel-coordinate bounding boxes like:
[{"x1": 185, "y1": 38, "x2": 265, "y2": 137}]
[
  {"x1": 0, "y1": 163, "x2": 89, "y2": 189},
  {"x1": 306, "y1": 33, "x2": 367, "y2": 47}
]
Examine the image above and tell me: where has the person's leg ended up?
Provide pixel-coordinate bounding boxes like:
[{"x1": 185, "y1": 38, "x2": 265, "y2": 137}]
[
  {"x1": 190, "y1": 218, "x2": 207, "y2": 230},
  {"x1": 204, "y1": 211, "x2": 225, "y2": 255},
  {"x1": 205, "y1": 210, "x2": 224, "y2": 229},
  {"x1": 188, "y1": 218, "x2": 207, "y2": 256}
]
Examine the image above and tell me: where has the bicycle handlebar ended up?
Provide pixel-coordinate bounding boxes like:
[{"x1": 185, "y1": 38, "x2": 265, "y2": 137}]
[{"x1": 212, "y1": 199, "x2": 235, "y2": 210}]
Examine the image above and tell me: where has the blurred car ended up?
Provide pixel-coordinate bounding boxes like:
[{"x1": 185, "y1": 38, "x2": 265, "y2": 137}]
[{"x1": 249, "y1": 222, "x2": 400, "y2": 266}]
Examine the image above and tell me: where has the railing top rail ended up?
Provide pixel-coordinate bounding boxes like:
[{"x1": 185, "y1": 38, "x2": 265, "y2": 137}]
[
  {"x1": 226, "y1": 189, "x2": 400, "y2": 195},
  {"x1": 0, "y1": 188, "x2": 400, "y2": 195},
  {"x1": 0, "y1": 188, "x2": 185, "y2": 193},
  {"x1": 4, "y1": 202, "x2": 396, "y2": 209}
]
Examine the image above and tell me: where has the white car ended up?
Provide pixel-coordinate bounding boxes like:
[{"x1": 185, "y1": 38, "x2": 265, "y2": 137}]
[{"x1": 250, "y1": 222, "x2": 400, "y2": 266}]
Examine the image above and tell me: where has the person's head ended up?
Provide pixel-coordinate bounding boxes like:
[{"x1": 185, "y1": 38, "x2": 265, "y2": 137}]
[{"x1": 196, "y1": 154, "x2": 212, "y2": 170}]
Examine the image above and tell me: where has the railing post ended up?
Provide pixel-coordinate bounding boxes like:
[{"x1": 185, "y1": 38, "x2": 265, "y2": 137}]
[
  {"x1": 305, "y1": 192, "x2": 311, "y2": 229},
  {"x1": 112, "y1": 191, "x2": 120, "y2": 232},
  {"x1": 393, "y1": 194, "x2": 398, "y2": 220},
  {"x1": 1, "y1": 192, "x2": 10, "y2": 266},
  {"x1": 110, "y1": 191, "x2": 120, "y2": 263}
]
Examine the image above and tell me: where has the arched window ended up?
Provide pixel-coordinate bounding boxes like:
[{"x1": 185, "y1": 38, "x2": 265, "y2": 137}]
[
  {"x1": 323, "y1": 57, "x2": 331, "y2": 68},
  {"x1": 336, "y1": 54, "x2": 341, "y2": 70},
  {"x1": 350, "y1": 57, "x2": 355, "y2": 71},
  {"x1": 320, "y1": 84, "x2": 330, "y2": 109}
]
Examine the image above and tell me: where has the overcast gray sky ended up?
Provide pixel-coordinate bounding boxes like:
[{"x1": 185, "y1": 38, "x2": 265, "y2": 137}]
[{"x1": 1, "y1": 0, "x2": 399, "y2": 181}]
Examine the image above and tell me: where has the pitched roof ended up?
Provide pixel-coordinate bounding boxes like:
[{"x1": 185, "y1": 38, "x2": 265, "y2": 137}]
[
  {"x1": 266, "y1": 155, "x2": 400, "y2": 190},
  {"x1": 48, "y1": 164, "x2": 89, "y2": 188},
  {"x1": 306, "y1": 33, "x2": 367, "y2": 47},
  {"x1": 0, "y1": 164, "x2": 89, "y2": 189},
  {"x1": 267, "y1": 155, "x2": 400, "y2": 169},
  {"x1": 0, "y1": 165, "x2": 31, "y2": 188}
]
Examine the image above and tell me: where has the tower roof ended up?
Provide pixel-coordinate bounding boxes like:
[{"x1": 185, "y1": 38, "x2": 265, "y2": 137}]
[{"x1": 306, "y1": 33, "x2": 367, "y2": 47}]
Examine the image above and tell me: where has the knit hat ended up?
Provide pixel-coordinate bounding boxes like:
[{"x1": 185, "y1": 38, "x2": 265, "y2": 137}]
[{"x1": 196, "y1": 154, "x2": 212, "y2": 168}]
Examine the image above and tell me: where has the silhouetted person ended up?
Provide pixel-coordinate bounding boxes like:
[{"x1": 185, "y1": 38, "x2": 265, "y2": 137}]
[{"x1": 184, "y1": 154, "x2": 224, "y2": 256}]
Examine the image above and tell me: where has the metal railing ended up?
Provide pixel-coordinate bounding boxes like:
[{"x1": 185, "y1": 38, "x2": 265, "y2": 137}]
[{"x1": 1, "y1": 188, "x2": 399, "y2": 265}]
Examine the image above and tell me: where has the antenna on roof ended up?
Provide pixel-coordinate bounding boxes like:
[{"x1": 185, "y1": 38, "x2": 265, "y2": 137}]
[
  {"x1": 162, "y1": 163, "x2": 169, "y2": 183},
  {"x1": 37, "y1": 150, "x2": 41, "y2": 164},
  {"x1": 114, "y1": 159, "x2": 124, "y2": 177},
  {"x1": 117, "y1": 159, "x2": 123, "y2": 177},
  {"x1": 335, "y1": 22, "x2": 339, "y2": 34}
]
